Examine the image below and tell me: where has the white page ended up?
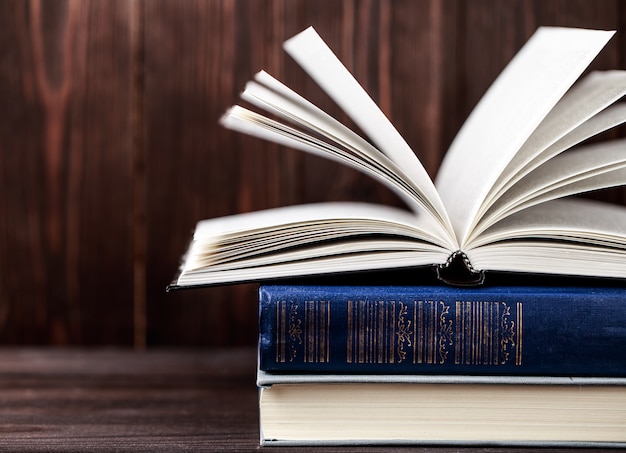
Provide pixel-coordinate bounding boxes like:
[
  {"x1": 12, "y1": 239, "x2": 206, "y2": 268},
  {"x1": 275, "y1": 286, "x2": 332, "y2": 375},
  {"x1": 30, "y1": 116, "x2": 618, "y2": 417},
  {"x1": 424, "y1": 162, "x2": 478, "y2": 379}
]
[
  {"x1": 469, "y1": 198, "x2": 626, "y2": 247},
  {"x1": 192, "y1": 202, "x2": 424, "y2": 240},
  {"x1": 492, "y1": 167, "x2": 626, "y2": 231},
  {"x1": 221, "y1": 106, "x2": 426, "y2": 214},
  {"x1": 177, "y1": 247, "x2": 449, "y2": 286},
  {"x1": 466, "y1": 199, "x2": 626, "y2": 278},
  {"x1": 496, "y1": 139, "x2": 626, "y2": 211},
  {"x1": 470, "y1": 139, "x2": 626, "y2": 240},
  {"x1": 283, "y1": 27, "x2": 454, "y2": 237},
  {"x1": 177, "y1": 202, "x2": 453, "y2": 285},
  {"x1": 468, "y1": 242, "x2": 626, "y2": 278},
  {"x1": 238, "y1": 75, "x2": 429, "y2": 214},
  {"x1": 250, "y1": 71, "x2": 388, "y2": 168},
  {"x1": 199, "y1": 241, "x2": 448, "y2": 272},
  {"x1": 435, "y1": 27, "x2": 615, "y2": 246},
  {"x1": 206, "y1": 213, "x2": 448, "y2": 265},
  {"x1": 480, "y1": 70, "x2": 626, "y2": 216},
  {"x1": 183, "y1": 202, "x2": 456, "y2": 271},
  {"x1": 489, "y1": 101, "x2": 626, "y2": 206}
]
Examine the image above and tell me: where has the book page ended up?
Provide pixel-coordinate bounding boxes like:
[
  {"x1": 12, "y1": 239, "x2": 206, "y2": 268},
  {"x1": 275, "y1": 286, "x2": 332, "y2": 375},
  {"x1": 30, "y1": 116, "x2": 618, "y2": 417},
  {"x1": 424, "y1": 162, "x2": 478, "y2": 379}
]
[
  {"x1": 236, "y1": 72, "x2": 433, "y2": 216},
  {"x1": 176, "y1": 202, "x2": 454, "y2": 286},
  {"x1": 470, "y1": 139, "x2": 626, "y2": 240},
  {"x1": 435, "y1": 27, "x2": 615, "y2": 246},
  {"x1": 191, "y1": 202, "x2": 430, "y2": 240},
  {"x1": 466, "y1": 199, "x2": 626, "y2": 279},
  {"x1": 481, "y1": 71, "x2": 626, "y2": 215},
  {"x1": 221, "y1": 106, "x2": 427, "y2": 215},
  {"x1": 244, "y1": 72, "x2": 392, "y2": 171},
  {"x1": 177, "y1": 247, "x2": 450, "y2": 287},
  {"x1": 282, "y1": 27, "x2": 453, "y2": 236},
  {"x1": 487, "y1": 101, "x2": 626, "y2": 210}
]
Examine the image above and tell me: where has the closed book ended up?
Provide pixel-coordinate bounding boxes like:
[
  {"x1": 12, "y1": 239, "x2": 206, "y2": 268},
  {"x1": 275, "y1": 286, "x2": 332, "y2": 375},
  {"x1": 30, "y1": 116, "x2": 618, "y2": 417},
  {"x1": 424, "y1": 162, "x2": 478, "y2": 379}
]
[
  {"x1": 258, "y1": 372, "x2": 626, "y2": 446},
  {"x1": 259, "y1": 284, "x2": 626, "y2": 376}
]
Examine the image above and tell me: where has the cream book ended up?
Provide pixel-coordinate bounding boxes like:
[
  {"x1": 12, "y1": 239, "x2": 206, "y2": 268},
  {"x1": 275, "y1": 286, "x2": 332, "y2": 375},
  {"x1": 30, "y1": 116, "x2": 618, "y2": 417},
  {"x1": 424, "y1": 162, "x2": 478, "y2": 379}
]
[
  {"x1": 258, "y1": 375, "x2": 626, "y2": 447},
  {"x1": 171, "y1": 26, "x2": 626, "y2": 288}
]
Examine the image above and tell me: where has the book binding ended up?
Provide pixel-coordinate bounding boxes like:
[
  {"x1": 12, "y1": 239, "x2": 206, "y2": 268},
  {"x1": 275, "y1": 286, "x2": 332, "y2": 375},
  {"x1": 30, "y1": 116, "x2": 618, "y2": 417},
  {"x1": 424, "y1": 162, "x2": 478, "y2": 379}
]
[
  {"x1": 259, "y1": 284, "x2": 626, "y2": 376},
  {"x1": 436, "y1": 251, "x2": 485, "y2": 286}
]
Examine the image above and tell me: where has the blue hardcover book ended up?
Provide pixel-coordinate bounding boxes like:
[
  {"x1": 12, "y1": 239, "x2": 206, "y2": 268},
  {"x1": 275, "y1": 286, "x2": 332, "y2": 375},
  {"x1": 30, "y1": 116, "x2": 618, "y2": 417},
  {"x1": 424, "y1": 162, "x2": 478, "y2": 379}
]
[{"x1": 259, "y1": 284, "x2": 626, "y2": 376}]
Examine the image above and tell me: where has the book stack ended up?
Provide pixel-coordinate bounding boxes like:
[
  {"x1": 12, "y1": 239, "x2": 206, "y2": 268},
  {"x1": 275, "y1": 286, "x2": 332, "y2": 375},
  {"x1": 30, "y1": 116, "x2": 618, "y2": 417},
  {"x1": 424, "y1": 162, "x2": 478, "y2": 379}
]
[
  {"x1": 256, "y1": 284, "x2": 626, "y2": 446},
  {"x1": 170, "y1": 26, "x2": 626, "y2": 446}
]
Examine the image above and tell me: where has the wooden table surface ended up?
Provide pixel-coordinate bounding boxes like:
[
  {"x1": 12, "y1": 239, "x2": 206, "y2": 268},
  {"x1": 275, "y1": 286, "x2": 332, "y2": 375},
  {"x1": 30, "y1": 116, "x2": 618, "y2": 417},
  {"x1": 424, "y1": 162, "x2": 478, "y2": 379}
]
[{"x1": 0, "y1": 348, "x2": 614, "y2": 452}]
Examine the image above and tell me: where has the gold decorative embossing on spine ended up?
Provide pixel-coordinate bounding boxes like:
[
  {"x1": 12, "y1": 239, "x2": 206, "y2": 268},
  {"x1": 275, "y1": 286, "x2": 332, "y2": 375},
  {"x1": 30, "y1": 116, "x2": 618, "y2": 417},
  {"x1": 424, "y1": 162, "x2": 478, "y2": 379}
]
[
  {"x1": 347, "y1": 300, "x2": 402, "y2": 364},
  {"x1": 275, "y1": 300, "x2": 302, "y2": 363},
  {"x1": 454, "y1": 301, "x2": 522, "y2": 366},
  {"x1": 275, "y1": 298, "x2": 522, "y2": 367},
  {"x1": 347, "y1": 299, "x2": 523, "y2": 366},
  {"x1": 413, "y1": 300, "x2": 453, "y2": 365},
  {"x1": 275, "y1": 300, "x2": 330, "y2": 364},
  {"x1": 304, "y1": 300, "x2": 330, "y2": 363}
]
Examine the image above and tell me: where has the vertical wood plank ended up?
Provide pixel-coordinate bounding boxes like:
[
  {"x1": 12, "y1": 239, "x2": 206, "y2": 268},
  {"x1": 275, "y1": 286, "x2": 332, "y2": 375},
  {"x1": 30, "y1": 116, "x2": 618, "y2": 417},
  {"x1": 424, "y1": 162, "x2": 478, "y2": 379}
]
[
  {"x1": 0, "y1": 0, "x2": 135, "y2": 344},
  {"x1": 143, "y1": 0, "x2": 247, "y2": 345},
  {"x1": 388, "y1": 0, "x2": 447, "y2": 177},
  {"x1": 130, "y1": 0, "x2": 147, "y2": 349},
  {"x1": 1, "y1": 0, "x2": 624, "y2": 346}
]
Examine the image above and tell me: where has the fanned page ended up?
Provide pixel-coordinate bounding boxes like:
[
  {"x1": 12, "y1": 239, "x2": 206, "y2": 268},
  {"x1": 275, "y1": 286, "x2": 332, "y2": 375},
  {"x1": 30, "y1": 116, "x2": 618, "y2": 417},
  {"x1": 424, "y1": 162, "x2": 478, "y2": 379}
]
[
  {"x1": 221, "y1": 28, "x2": 457, "y2": 245},
  {"x1": 466, "y1": 198, "x2": 626, "y2": 279},
  {"x1": 176, "y1": 203, "x2": 451, "y2": 287},
  {"x1": 282, "y1": 27, "x2": 454, "y2": 239},
  {"x1": 221, "y1": 105, "x2": 426, "y2": 214},
  {"x1": 435, "y1": 27, "x2": 615, "y2": 246},
  {"x1": 471, "y1": 138, "x2": 626, "y2": 241},
  {"x1": 477, "y1": 70, "x2": 626, "y2": 226},
  {"x1": 222, "y1": 72, "x2": 430, "y2": 216}
]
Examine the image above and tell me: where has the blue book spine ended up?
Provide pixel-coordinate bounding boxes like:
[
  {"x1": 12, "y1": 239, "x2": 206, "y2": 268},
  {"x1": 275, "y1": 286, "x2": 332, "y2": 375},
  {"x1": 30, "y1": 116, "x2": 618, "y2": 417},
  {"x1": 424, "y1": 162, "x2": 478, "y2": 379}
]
[{"x1": 258, "y1": 285, "x2": 626, "y2": 376}]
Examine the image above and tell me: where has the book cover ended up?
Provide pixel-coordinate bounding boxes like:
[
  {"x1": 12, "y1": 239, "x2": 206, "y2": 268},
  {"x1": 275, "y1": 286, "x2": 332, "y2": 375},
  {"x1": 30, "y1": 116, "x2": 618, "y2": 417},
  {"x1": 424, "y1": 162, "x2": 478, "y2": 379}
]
[{"x1": 259, "y1": 284, "x2": 626, "y2": 376}]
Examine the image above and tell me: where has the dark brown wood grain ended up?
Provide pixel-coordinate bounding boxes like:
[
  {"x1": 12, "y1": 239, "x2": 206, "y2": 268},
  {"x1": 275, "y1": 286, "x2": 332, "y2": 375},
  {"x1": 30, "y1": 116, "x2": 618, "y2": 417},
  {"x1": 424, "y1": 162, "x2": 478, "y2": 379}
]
[
  {"x1": 0, "y1": 347, "x2": 615, "y2": 452},
  {"x1": 0, "y1": 0, "x2": 625, "y2": 346},
  {"x1": 0, "y1": 0, "x2": 135, "y2": 345},
  {"x1": 0, "y1": 347, "x2": 261, "y2": 451}
]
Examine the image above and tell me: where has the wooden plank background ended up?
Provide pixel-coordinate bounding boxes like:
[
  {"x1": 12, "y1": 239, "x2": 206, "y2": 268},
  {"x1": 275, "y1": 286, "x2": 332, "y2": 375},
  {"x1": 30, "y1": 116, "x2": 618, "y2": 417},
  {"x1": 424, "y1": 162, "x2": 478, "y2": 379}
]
[{"x1": 0, "y1": 0, "x2": 625, "y2": 347}]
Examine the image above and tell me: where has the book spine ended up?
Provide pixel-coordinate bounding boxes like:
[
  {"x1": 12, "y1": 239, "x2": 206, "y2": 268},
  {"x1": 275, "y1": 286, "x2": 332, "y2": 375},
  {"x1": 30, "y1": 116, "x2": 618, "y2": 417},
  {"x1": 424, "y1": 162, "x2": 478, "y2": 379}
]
[{"x1": 258, "y1": 285, "x2": 626, "y2": 376}]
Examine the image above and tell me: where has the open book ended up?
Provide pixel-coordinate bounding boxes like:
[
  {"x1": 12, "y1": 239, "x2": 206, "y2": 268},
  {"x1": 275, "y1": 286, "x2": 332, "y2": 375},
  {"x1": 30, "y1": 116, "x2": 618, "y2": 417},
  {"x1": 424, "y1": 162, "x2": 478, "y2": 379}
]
[{"x1": 171, "y1": 26, "x2": 626, "y2": 288}]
